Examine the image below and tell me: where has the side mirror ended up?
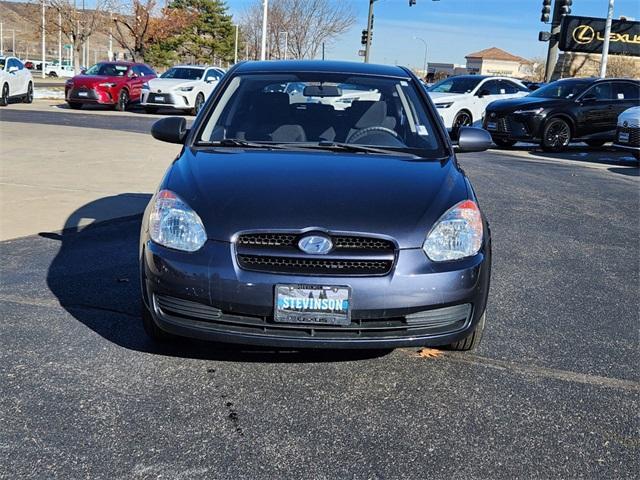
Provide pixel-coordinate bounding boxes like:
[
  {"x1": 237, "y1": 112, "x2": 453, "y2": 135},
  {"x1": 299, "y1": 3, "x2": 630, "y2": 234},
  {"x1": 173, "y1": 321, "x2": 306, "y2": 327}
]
[
  {"x1": 476, "y1": 89, "x2": 490, "y2": 98},
  {"x1": 456, "y1": 127, "x2": 492, "y2": 153},
  {"x1": 151, "y1": 117, "x2": 188, "y2": 144},
  {"x1": 205, "y1": 76, "x2": 216, "y2": 83},
  {"x1": 80, "y1": 68, "x2": 87, "y2": 74},
  {"x1": 8, "y1": 66, "x2": 18, "y2": 73}
]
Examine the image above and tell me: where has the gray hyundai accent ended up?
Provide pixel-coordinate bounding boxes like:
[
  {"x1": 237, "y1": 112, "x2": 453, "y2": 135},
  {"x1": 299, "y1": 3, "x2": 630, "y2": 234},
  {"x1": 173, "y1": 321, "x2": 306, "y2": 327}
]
[{"x1": 140, "y1": 60, "x2": 492, "y2": 350}]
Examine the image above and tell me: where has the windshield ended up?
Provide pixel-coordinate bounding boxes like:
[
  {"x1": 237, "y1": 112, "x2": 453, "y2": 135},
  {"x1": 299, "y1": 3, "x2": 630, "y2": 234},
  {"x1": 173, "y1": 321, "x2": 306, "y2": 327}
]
[
  {"x1": 428, "y1": 77, "x2": 483, "y2": 94},
  {"x1": 161, "y1": 67, "x2": 204, "y2": 80},
  {"x1": 198, "y1": 73, "x2": 446, "y2": 157},
  {"x1": 529, "y1": 79, "x2": 592, "y2": 99},
  {"x1": 85, "y1": 63, "x2": 128, "y2": 77}
]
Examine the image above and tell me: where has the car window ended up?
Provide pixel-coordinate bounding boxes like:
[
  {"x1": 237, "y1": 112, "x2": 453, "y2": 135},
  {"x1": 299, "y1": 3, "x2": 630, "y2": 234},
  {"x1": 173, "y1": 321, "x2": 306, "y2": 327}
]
[
  {"x1": 15, "y1": 59, "x2": 24, "y2": 70},
  {"x1": 529, "y1": 79, "x2": 592, "y2": 99},
  {"x1": 586, "y1": 82, "x2": 613, "y2": 101},
  {"x1": 611, "y1": 81, "x2": 640, "y2": 101},
  {"x1": 502, "y1": 81, "x2": 524, "y2": 94},
  {"x1": 85, "y1": 63, "x2": 129, "y2": 77},
  {"x1": 161, "y1": 67, "x2": 205, "y2": 80},
  {"x1": 142, "y1": 65, "x2": 156, "y2": 76},
  {"x1": 198, "y1": 73, "x2": 447, "y2": 157},
  {"x1": 205, "y1": 69, "x2": 220, "y2": 81},
  {"x1": 0, "y1": 58, "x2": 5, "y2": 70},
  {"x1": 7, "y1": 58, "x2": 18, "y2": 70},
  {"x1": 428, "y1": 76, "x2": 483, "y2": 94},
  {"x1": 481, "y1": 80, "x2": 501, "y2": 95}
]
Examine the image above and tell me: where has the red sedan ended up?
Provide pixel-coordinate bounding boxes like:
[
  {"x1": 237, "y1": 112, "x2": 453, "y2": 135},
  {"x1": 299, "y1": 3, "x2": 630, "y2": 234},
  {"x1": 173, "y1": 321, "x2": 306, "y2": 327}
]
[{"x1": 65, "y1": 61, "x2": 156, "y2": 111}]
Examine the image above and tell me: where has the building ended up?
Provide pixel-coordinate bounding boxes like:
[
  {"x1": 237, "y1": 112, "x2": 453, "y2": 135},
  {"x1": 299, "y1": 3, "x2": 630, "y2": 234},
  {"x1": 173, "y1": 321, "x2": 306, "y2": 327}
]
[{"x1": 465, "y1": 47, "x2": 534, "y2": 79}]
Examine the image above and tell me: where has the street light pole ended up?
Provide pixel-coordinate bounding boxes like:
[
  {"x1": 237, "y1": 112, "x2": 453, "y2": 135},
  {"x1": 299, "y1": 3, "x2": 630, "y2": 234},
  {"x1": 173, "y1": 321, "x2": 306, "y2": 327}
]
[
  {"x1": 260, "y1": 0, "x2": 268, "y2": 60},
  {"x1": 413, "y1": 36, "x2": 428, "y2": 78},
  {"x1": 58, "y1": 11, "x2": 62, "y2": 66},
  {"x1": 0, "y1": 22, "x2": 3, "y2": 56},
  {"x1": 279, "y1": 31, "x2": 288, "y2": 60},
  {"x1": 599, "y1": 0, "x2": 615, "y2": 78},
  {"x1": 364, "y1": 0, "x2": 375, "y2": 63},
  {"x1": 42, "y1": 0, "x2": 46, "y2": 79}
]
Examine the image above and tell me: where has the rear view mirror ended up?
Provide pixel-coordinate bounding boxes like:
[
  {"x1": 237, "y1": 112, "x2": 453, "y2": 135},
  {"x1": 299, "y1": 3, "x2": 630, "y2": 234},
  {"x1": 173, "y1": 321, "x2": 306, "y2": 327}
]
[
  {"x1": 151, "y1": 117, "x2": 188, "y2": 144},
  {"x1": 303, "y1": 85, "x2": 341, "y2": 97},
  {"x1": 456, "y1": 127, "x2": 492, "y2": 153}
]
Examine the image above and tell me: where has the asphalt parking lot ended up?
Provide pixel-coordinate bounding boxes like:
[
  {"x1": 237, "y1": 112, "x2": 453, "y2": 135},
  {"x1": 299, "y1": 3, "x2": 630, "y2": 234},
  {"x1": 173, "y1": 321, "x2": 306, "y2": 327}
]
[{"x1": 1, "y1": 101, "x2": 638, "y2": 479}]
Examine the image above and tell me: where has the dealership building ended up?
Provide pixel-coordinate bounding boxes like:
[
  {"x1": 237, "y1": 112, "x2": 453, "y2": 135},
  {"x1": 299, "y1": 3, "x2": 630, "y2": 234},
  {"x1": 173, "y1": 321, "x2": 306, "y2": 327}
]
[{"x1": 464, "y1": 47, "x2": 535, "y2": 79}]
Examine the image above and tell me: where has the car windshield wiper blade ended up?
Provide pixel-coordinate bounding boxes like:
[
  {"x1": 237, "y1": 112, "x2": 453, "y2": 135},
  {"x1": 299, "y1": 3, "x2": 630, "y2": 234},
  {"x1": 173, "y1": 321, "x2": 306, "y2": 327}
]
[
  {"x1": 199, "y1": 139, "x2": 289, "y2": 149},
  {"x1": 284, "y1": 141, "x2": 419, "y2": 157}
]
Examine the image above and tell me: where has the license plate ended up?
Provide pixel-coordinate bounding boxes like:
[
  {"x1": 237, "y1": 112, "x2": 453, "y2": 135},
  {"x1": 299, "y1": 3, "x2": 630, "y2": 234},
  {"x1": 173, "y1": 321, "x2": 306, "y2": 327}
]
[
  {"x1": 619, "y1": 132, "x2": 629, "y2": 143},
  {"x1": 78, "y1": 92, "x2": 88, "y2": 97},
  {"x1": 154, "y1": 95, "x2": 165, "y2": 102},
  {"x1": 486, "y1": 121, "x2": 497, "y2": 130},
  {"x1": 274, "y1": 285, "x2": 351, "y2": 326}
]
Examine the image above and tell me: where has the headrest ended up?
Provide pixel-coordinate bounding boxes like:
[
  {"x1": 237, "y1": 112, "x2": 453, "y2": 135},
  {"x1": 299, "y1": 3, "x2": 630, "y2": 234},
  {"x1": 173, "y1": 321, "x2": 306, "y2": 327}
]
[{"x1": 351, "y1": 101, "x2": 387, "y2": 128}]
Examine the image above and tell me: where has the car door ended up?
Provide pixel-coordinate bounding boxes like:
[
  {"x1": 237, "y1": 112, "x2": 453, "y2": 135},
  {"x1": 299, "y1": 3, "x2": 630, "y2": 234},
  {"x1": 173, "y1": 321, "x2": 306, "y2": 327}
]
[
  {"x1": 577, "y1": 82, "x2": 614, "y2": 137},
  {"x1": 16, "y1": 59, "x2": 29, "y2": 94},
  {"x1": 128, "y1": 66, "x2": 145, "y2": 101},
  {"x1": 6, "y1": 59, "x2": 22, "y2": 95},
  {"x1": 472, "y1": 79, "x2": 502, "y2": 126}
]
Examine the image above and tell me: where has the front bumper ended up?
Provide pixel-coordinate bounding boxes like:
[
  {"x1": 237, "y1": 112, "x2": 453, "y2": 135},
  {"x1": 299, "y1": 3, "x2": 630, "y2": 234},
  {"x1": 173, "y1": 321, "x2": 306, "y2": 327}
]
[
  {"x1": 484, "y1": 112, "x2": 544, "y2": 141},
  {"x1": 141, "y1": 238, "x2": 491, "y2": 348},
  {"x1": 66, "y1": 86, "x2": 117, "y2": 105},
  {"x1": 141, "y1": 90, "x2": 192, "y2": 109},
  {"x1": 613, "y1": 126, "x2": 640, "y2": 152}
]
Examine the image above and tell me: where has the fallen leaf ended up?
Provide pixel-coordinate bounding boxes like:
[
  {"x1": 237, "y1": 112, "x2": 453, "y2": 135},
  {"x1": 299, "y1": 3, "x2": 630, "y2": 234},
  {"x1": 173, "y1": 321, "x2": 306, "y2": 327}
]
[{"x1": 416, "y1": 348, "x2": 444, "y2": 359}]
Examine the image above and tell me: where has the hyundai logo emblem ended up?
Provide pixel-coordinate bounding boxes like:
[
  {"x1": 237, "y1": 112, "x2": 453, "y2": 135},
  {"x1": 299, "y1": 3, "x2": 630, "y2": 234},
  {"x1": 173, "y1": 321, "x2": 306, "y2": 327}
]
[{"x1": 298, "y1": 235, "x2": 333, "y2": 255}]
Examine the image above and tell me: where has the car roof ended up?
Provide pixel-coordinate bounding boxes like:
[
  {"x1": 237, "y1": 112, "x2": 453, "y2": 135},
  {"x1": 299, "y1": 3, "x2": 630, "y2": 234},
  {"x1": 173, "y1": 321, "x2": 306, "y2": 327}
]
[
  {"x1": 233, "y1": 60, "x2": 411, "y2": 78},
  {"x1": 172, "y1": 65, "x2": 209, "y2": 69}
]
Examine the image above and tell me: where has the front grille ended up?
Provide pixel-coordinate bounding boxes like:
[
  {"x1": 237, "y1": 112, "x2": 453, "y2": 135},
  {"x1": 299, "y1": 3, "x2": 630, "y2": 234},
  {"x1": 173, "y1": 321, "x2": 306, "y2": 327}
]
[
  {"x1": 235, "y1": 232, "x2": 396, "y2": 276},
  {"x1": 154, "y1": 294, "x2": 472, "y2": 340},
  {"x1": 147, "y1": 92, "x2": 175, "y2": 104},
  {"x1": 238, "y1": 254, "x2": 392, "y2": 275},
  {"x1": 616, "y1": 126, "x2": 640, "y2": 147},
  {"x1": 70, "y1": 87, "x2": 98, "y2": 100},
  {"x1": 496, "y1": 116, "x2": 510, "y2": 133}
]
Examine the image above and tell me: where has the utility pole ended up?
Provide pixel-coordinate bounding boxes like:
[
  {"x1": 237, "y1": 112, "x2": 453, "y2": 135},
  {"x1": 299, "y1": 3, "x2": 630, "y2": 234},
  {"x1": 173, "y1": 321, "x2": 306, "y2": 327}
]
[
  {"x1": 414, "y1": 36, "x2": 428, "y2": 77},
  {"x1": 364, "y1": 0, "x2": 375, "y2": 63},
  {"x1": 0, "y1": 22, "x2": 3, "y2": 56},
  {"x1": 599, "y1": 0, "x2": 615, "y2": 77},
  {"x1": 108, "y1": 12, "x2": 113, "y2": 62},
  {"x1": 58, "y1": 11, "x2": 62, "y2": 66},
  {"x1": 260, "y1": 0, "x2": 268, "y2": 60},
  {"x1": 234, "y1": 24, "x2": 239, "y2": 64},
  {"x1": 279, "y1": 31, "x2": 288, "y2": 60},
  {"x1": 541, "y1": 0, "x2": 572, "y2": 82},
  {"x1": 42, "y1": 0, "x2": 46, "y2": 79}
]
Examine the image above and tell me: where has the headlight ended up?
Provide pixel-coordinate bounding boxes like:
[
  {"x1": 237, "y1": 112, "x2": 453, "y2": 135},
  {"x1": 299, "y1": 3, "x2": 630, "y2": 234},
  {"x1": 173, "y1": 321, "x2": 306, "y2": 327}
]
[
  {"x1": 513, "y1": 107, "x2": 545, "y2": 115},
  {"x1": 177, "y1": 86, "x2": 194, "y2": 92},
  {"x1": 98, "y1": 82, "x2": 117, "y2": 87},
  {"x1": 435, "y1": 102, "x2": 453, "y2": 109},
  {"x1": 423, "y1": 200, "x2": 483, "y2": 262},
  {"x1": 149, "y1": 190, "x2": 207, "y2": 252}
]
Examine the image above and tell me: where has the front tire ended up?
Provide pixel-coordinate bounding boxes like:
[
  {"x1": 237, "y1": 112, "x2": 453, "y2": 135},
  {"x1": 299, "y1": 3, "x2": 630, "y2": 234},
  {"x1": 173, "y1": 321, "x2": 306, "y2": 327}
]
[
  {"x1": 191, "y1": 92, "x2": 206, "y2": 116},
  {"x1": 445, "y1": 312, "x2": 485, "y2": 351},
  {"x1": 48, "y1": 71, "x2": 58, "y2": 78},
  {"x1": 452, "y1": 110, "x2": 473, "y2": 138},
  {"x1": 115, "y1": 89, "x2": 129, "y2": 111},
  {"x1": 0, "y1": 83, "x2": 8, "y2": 106},
  {"x1": 23, "y1": 82, "x2": 33, "y2": 103},
  {"x1": 493, "y1": 138, "x2": 517, "y2": 148},
  {"x1": 542, "y1": 117, "x2": 571, "y2": 152}
]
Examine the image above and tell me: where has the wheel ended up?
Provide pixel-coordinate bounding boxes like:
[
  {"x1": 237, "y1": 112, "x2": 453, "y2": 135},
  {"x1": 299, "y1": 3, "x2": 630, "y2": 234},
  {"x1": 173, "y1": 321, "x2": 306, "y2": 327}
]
[
  {"x1": 115, "y1": 89, "x2": 129, "y2": 111},
  {"x1": 493, "y1": 138, "x2": 516, "y2": 148},
  {"x1": 67, "y1": 101, "x2": 83, "y2": 110},
  {"x1": 23, "y1": 82, "x2": 33, "y2": 103},
  {"x1": 451, "y1": 110, "x2": 473, "y2": 139},
  {"x1": 144, "y1": 106, "x2": 158, "y2": 114},
  {"x1": 0, "y1": 83, "x2": 8, "y2": 106},
  {"x1": 585, "y1": 140, "x2": 606, "y2": 148},
  {"x1": 48, "y1": 71, "x2": 58, "y2": 78},
  {"x1": 191, "y1": 92, "x2": 205, "y2": 116},
  {"x1": 142, "y1": 303, "x2": 174, "y2": 343},
  {"x1": 445, "y1": 312, "x2": 485, "y2": 351},
  {"x1": 542, "y1": 117, "x2": 571, "y2": 152}
]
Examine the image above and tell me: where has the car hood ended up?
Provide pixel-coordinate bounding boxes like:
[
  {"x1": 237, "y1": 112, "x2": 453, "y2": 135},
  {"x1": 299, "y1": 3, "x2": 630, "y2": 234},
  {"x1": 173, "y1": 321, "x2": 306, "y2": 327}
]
[
  {"x1": 428, "y1": 92, "x2": 466, "y2": 103},
  {"x1": 148, "y1": 78, "x2": 199, "y2": 91},
  {"x1": 487, "y1": 96, "x2": 565, "y2": 113},
  {"x1": 164, "y1": 149, "x2": 469, "y2": 248},
  {"x1": 71, "y1": 75, "x2": 125, "y2": 87},
  {"x1": 618, "y1": 106, "x2": 640, "y2": 126}
]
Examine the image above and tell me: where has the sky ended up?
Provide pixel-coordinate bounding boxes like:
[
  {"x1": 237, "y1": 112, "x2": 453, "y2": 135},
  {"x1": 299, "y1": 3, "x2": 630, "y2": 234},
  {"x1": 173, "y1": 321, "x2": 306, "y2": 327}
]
[{"x1": 227, "y1": 0, "x2": 640, "y2": 68}]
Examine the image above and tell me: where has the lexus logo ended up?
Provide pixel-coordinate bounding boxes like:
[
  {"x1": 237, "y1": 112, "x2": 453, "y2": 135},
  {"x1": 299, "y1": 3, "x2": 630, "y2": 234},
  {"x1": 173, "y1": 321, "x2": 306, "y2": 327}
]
[
  {"x1": 298, "y1": 235, "x2": 333, "y2": 255},
  {"x1": 490, "y1": 112, "x2": 496, "y2": 119},
  {"x1": 573, "y1": 25, "x2": 596, "y2": 44},
  {"x1": 623, "y1": 121, "x2": 628, "y2": 128}
]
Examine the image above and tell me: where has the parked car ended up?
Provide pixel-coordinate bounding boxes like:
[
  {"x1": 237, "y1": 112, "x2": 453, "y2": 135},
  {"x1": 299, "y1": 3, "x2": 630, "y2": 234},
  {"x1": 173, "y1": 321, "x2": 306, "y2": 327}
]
[
  {"x1": 0, "y1": 56, "x2": 33, "y2": 106},
  {"x1": 24, "y1": 60, "x2": 34, "y2": 70},
  {"x1": 140, "y1": 60, "x2": 493, "y2": 351},
  {"x1": 65, "y1": 61, "x2": 156, "y2": 111},
  {"x1": 45, "y1": 64, "x2": 74, "y2": 78},
  {"x1": 484, "y1": 77, "x2": 640, "y2": 151},
  {"x1": 613, "y1": 106, "x2": 640, "y2": 160},
  {"x1": 427, "y1": 75, "x2": 529, "y2": 133},
  {"x1": 140, "y1": 65, "x2": 224, "y2": 115}
]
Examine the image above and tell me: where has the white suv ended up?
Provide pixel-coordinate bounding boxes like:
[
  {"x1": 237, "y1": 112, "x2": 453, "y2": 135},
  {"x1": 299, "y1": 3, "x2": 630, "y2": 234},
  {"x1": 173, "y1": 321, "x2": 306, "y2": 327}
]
[
  {"x1": 0, "y1": 56, "x2": 33, "y2": 106},
  {"x1": 427, "y1": 75, "x2": 529, "y2": 133},
  {"x1": 141, "y1": 65, "x2": 224, "y2": 115}
]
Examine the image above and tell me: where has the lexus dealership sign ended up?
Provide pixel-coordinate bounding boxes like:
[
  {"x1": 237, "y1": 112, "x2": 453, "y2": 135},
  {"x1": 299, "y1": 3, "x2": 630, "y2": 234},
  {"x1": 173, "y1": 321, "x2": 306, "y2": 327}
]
[{"x1": 559, "y1": 15, "x2": 640, "y2": 57}]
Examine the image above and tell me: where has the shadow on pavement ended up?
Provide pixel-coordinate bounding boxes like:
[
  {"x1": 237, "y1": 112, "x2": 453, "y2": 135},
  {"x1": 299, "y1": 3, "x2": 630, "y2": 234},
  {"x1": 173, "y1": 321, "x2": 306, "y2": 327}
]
[{"x1": 44, "y1": 194, "x2": 390, "y2": 363}]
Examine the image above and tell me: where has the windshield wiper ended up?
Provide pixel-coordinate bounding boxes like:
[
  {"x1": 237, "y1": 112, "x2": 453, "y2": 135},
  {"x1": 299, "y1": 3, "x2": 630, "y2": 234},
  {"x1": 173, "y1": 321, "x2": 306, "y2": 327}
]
[
  {"x1": 199, "y1": 138, "x2": 289, "y2": 149},
  {"x1": 300, "y1": 141, "x2": 419, "y2": 157}
]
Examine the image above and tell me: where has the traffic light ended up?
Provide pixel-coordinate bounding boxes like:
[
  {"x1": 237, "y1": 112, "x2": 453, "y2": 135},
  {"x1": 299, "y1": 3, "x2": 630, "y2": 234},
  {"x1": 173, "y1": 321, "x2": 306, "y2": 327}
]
[
  {"x1": 538, "y1": 31, "x2": 552, "y2": 42},
  {"x1": 560, "y1": 0, "x2": 572, "y2": 16},
  {"x1": 361, "y1": 30, "x2": 369, "y2": 46},
  {"x1": 541, "y1": 0, "x2": 552, "y2": 23}
]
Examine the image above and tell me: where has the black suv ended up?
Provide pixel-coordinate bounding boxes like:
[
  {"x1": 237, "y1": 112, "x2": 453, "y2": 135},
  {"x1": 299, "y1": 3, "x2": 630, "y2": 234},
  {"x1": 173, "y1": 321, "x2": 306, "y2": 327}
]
[{"x1": 484, "y1": 77, "x2": 640, "y2": 152}]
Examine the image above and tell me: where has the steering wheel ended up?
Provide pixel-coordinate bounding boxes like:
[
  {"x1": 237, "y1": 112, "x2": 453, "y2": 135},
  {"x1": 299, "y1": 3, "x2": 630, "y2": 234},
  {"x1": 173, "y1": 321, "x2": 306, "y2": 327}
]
[{"x1": 346, "y1": 126, "x2": 399, "y2": 144}]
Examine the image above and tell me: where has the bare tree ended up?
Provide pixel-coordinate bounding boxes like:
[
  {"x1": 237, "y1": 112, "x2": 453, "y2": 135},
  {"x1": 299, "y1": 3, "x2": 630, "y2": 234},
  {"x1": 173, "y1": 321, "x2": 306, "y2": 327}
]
[
  {"x1": 46, "y1": 0, "x2": 115, "y2": 73},
  {"x1": 242, "y1": 0, "x2": 355, "y2": 60}
]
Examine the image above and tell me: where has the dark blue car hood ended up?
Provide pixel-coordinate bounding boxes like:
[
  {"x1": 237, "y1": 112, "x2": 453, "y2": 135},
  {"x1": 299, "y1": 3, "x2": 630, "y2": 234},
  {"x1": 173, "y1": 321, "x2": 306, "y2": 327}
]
[{"x1": 163, "y1": 149, "x2": 469, "y2": 248}]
